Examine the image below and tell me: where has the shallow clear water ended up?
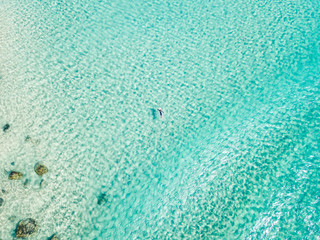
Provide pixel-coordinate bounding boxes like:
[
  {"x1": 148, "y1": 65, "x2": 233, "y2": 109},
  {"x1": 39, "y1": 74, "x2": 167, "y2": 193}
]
[{"x1": 0, "y1": 0, "x2": 319, "y2": 239}]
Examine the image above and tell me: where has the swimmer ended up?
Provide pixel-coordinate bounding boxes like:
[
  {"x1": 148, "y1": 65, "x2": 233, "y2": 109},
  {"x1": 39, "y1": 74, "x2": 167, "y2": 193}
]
[{"x1": 157, "y1": 108, "x2": 163, "y2": 118}]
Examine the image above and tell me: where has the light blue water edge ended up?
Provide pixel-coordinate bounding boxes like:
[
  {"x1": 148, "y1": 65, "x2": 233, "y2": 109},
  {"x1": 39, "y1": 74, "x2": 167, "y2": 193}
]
[{"x1": 0, "y1": 0, "x2": 320, "y2": 239}]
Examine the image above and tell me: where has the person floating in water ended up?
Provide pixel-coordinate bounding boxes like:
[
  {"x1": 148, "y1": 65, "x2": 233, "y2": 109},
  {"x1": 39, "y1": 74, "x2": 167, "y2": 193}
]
[{"x1": 157, "y1": 108, "x2": 163, "y2": 118}]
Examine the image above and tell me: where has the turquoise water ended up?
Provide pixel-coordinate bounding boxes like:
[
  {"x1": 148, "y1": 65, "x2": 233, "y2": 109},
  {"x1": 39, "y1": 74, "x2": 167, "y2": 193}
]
[{"x1": 0, "y1": 0, "x2": 320, "y2": 239}]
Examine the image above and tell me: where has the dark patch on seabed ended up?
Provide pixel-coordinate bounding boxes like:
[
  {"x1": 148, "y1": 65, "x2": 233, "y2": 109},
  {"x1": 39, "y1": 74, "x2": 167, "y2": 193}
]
[
  {"x1": 3, "y1": 123, "x2": 10, "y2": 132},
  {"x1": 150, "y1": 108, "x2": 157, "y2": 120}
]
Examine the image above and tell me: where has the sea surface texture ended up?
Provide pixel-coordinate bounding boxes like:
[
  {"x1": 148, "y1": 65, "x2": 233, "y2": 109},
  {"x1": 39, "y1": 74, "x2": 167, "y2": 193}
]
[{"x1": 0, "y1": 0, "x2": 319, "y2": 239}]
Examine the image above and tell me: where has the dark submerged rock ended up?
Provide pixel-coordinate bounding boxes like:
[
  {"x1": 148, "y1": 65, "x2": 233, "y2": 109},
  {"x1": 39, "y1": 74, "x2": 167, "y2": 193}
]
[
  {"x1": 97, "y1": 193, "x2": 108, "y2": 205},
  {"x1": 49, "y1": 234, "x2": 60, "y2": 240},
  {"x1": 23, "y1": 179, "x2": 30, "y2": 188},
  {"x1": 25, "y1": 135, "x2": 31, "y2": 142},
  {"x1": 0, "y1": 198, "x2": 4, "y2": 207},
  {"x1": 3, "y1": 123, "x2": 10, "y2": 132},
  {"x1": 8, "y1": 171, "x2": 23, "y2": 180},
  {"x1": 16, "y1": 218, "x2": 38, "y2": 238},
  {"x1": 34, "y1": 162, "x2": 48, "y2": 176},
  {"x1": 40, "y1": 179, "x2": 47, "y2": 188}
]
